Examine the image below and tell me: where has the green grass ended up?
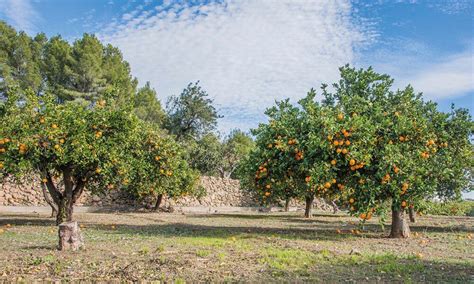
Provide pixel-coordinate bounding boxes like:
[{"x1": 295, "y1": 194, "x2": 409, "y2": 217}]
[{"x1": 0, "y1": 211, "x2": 472, "y2": 282}]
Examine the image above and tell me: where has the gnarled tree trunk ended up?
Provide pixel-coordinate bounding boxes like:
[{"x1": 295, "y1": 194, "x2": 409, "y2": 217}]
[
  {"x1": 390, "y1": 206, "x2": 410, "y2": 238},
  {"x1": 58, "y1": 221, "x2": 84, "y2": 251},
  {"x1": 153, "y1": 194, "x2": 163, "y2": 212},
  {"x1": 304, "y1": 195, "x2": 314, "y2": 218},
  {"x1": 408, "y1": 206, "x2": 416, "y2": 223},
  {"x1": 56, "y1": 197, "x2": 74, "y2": 225}
]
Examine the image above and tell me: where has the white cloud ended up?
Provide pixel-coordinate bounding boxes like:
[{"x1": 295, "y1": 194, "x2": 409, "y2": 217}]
[
  {"x1": 99, "y1": 0, "x2": 370, "y2": 132},
  {"x1": 404, "y1": 51, "x2": 473, "y2": 100},
  {"x1": 0, "y1": 0, "x2": 40, "y2": 34}
]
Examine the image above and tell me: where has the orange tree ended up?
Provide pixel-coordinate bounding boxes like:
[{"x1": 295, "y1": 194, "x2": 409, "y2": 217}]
[
  {"x1": 322, "y1": 65, "x2": 473, "y2": 238},
  {"x1": 122, "y1": 126, "x2": 200, "y2": 211},
  {"x1": 0, "y1": 89, "x2": 198, "y2": 225},
  {"x1": 239, "y1": 95, "x2": 342, "y2": 218}
]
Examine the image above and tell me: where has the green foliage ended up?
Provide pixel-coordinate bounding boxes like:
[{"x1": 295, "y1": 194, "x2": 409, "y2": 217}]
[
  {"x1": 241, "y1": 65, "x2": 473, "y2": 227},
  {"x1": 0, "y1": 21, "x2": 137, "y2": 106},
  {"x1": 185, "y1": 133, "x2": 223, "y2": 176},
  {"x1": 133, "y1": 82, "x2": 166, "y2": 127},
  {"x1": 165, "y1": 81, "x2": 220, "y2": 140},
  {"x1": 417, "y1": 200, "x2": 474, "y2": 216},
  {"x1": 0, "y1": 21, "x2": 43, "y2": 95},
  {"x1": 220, "y1": 130, "x2": 254, "y2": 178},
  {"x1": 0, "y1": 89, "x2": 198, "y2": 222}
]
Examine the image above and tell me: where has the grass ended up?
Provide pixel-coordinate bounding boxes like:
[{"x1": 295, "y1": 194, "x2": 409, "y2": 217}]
[{"x1": 0, "y1": 211, "x2": 472, "y2": 282}]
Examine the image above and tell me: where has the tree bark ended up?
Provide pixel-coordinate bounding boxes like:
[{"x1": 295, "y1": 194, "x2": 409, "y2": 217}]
[
  {"x1": 58, "y1": 221, "x2": 84, "y2": 251},
  {"x1": 56, "y1": 197, "x2": 74, "y2": 225},
  {"x1": 153, "y1": 194, "x2": 163, "y2": 212},
  {"x1": 390, "y1": 207, "x2": 411, "y2": 238},
  {"x1": 284, "y1": 198, "x2": 290, "y2": 212},
  {"x1": 408, "y1": 206, "x2": 416, "y2": 223},
  {"x1": 304, "y1": 195, "x2": 314, "y2": 218},
  {"x1": 41, "y1": 182, "x2": 58, "y2": 218}
]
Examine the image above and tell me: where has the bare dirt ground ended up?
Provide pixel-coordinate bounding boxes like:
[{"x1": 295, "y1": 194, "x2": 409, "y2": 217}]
[{"x1": 0, "y1": 210, "x2": 473, "y2": 282}]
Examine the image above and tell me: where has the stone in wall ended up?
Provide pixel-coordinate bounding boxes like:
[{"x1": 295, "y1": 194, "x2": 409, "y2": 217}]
[{"x1": 1, "y1": 175, "x2": 332, "y2": 210}]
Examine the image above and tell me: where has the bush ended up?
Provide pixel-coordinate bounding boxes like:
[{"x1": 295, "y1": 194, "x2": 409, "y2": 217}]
[{"x1": 417, "y1": 200, "x2": 474, "y2": 216}]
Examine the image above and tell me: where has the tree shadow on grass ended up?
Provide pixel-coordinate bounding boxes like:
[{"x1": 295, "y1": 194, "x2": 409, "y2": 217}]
[
  {"x1": 186, "y1": 213, "x2": 298, "y2": 220},
  {"x1": 0, "y1": 215, "x2": 55, "y2": 227}
]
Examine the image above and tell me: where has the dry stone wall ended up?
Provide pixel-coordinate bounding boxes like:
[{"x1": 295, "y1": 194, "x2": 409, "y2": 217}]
[
  {"x1": 1, "y1": 175, "x2": 333, "y2": 210},
  {"x1": 0, "y1": 175, "x2": 260, "y2": 207}
]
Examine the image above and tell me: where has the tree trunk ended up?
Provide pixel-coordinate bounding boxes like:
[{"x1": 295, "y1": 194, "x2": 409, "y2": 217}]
[
  {"x1": 284, "y1": 198, "x2": 290, "y2": 212},
  {"x1": 58, "y1": 221, "x2": 84, "y2": 251},
  {"x1": 390, "y1": 208, "x2": 411, "y2": 238},
  {"x1": 56, "y1": 197, "x2": 74, "y2": 226},
  {"x1": 408, "y1": 206, "x2": 416, "y2": 223},
  {"x1": 304, "y1": 195, "x2": 314, "y2": 218},
  {"x1": 41, "y1": 182, "x2": 58, "y2": 218},
  {"x1": 153, "y1": 194, "x2": 163, "y2": 212}
]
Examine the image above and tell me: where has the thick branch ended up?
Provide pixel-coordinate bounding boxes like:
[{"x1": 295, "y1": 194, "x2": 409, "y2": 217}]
[
  {"x1": 40, "y1": 168, "x2": 62, "y2": 204},
  {"x1": 40, "y1": 182, "x2": 58, "y2": 212},
  {"x1": 62, "y1": 167, "x2": 74, "y2": 199},
  {"x1": 72, "y1": 178, "x2": 86, "y2": 204}
]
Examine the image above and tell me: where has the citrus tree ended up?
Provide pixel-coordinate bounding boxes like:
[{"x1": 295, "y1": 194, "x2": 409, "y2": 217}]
[
  {"x1": 122, "y1": 126, "x2": 200, "y2": 211},
  {"x1": 239, "y1": 96, "x2": 342, "y2": 218},
  {"x1": 0, "y1": 88, "x2": 198, "y2": 226},
  {"x1": 322, "y1": 65, "x2": 473, "y2": 238}
]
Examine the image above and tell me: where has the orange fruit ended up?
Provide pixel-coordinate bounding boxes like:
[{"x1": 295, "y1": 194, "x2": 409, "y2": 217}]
[
  {"x1": 42, "y1": 178, "x2": 47, "y2": 183},
  {"x1": 399, "y1": 136, "x2": 405, "y2": 142},
  {"x1": 401, "y1": 201, "x2": 407, "y2": 208},
  {"x1": 342, "y1": 148, "x2": 348, "y2": 154},
  {"x1": 305, "y1": 176, "x2": 311, "y2": 183},
  {"x1": 52, "y1": 123, "x2": 58, "y2": 129},
  {"x1": 349, "y1": 198, "x2": 355, "y2": 204},
  {"x1": 336, "y1": 148, "x2": 342, "y2": 153},
  {"x1": 264, "y1": 192, "x2": 271, "y2": 197},
  {"x1": 95, "y1": 168, "x2": 102, "y2": 174},
  {"x1": 349, "y1": 159, "x2": 356, "y2": 166},
  {"x1": 54, "y1": 144, "x2": 60, "y2": 150},
  {"x1": 402, "y1": 183, "x2": 409, "y2": 191},
  {"x1": 333, "y1": 140, "x2": 339, "y2": 146},
  {"x1": 359, "y1": 213, "x2": 367, "y2": 219},
  {"x1": 345, "y1": 140, "x2": 350, "y2": 146},
  {"x1": 324, "y1": 182, "x2": 331, "y2": 189},
  {"x1": 332, "y1": 178, "x2": 336, "y2": 184},
  {"x1": 337, "y1": 113, "x2": 344, "y2": 121},
  {"x1": 267, "y1": 143, "x2": 273, "y2": 148},
  {"x1": 266, "y1": 184, "x2": 271, "y2": 189},
  {"x1": 331, "y1": 160, "x2": 337, "y2": 165}
]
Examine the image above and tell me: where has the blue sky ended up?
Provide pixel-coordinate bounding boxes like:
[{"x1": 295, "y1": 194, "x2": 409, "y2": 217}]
[{"x1": 0, "y1": 0, "x2": 472, "y2": 130}]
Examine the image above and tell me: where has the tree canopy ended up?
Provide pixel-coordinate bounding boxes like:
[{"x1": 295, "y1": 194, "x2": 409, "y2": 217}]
[{"x1": 165, "y1": 81, "x2": 221, "y2": 141}]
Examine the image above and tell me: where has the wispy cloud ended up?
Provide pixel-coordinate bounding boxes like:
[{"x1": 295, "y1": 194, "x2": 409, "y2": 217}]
[
  {"x1": 401, "y1": 51, "x2": 473, "y2": 100},
  {"x1": 362, "y1": 37, "x2": 473, "y2": 101},
  {"x1": 0, "y1": 0, "x2": 40, "y2": 34},
  {"x1": 100, "y1": 0, "x2": 371, "y2": 132}
]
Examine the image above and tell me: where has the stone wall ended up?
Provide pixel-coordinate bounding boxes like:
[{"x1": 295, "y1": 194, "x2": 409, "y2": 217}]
[
  {"x1": 0, "y1": 175, "x2": 334, "y2": 211},
  {"x1": 0, "y1": 175, "x2": 261, "y2": 208}
]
